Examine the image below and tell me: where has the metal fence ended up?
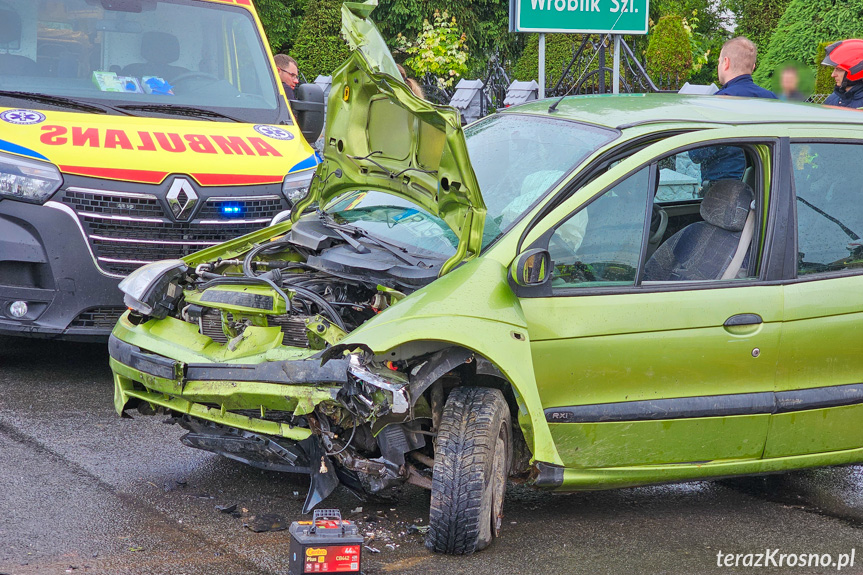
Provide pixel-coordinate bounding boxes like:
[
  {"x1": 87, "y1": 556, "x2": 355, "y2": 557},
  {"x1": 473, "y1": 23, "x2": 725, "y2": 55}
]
[{"x1": 806, "y1": 93, "x2": 831, "y2": 104}]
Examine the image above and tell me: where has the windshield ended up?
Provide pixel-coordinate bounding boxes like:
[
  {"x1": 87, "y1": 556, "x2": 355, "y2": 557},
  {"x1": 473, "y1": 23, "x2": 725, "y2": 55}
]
[
  {"x1": 326, "y1": 191, "x2": 459, "y2": 258},
  {"x1": 0, "y1": 0, "x2": 281, "y2": 123},
  {"x1": 465, "y1": 114, "x2": 618, "y2": 247}
]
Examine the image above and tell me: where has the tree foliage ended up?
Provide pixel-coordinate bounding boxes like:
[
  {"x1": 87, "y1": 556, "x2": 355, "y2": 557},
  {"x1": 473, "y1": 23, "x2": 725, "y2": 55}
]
[
  {"x1": 397, "y1": 10, "x2": 469, "y2": 88},
  {"x1": 640, "y1": 0, "x2": 729, "y2": 84},
  {"x1": 291, "y1": 0, "x2": 350, "y2": 80},
  {"x1": 645, "y1": 15, "x2": 693, "y2": 86},
  {"x1": 755, "y1": 0, "x2": 863, "y2": 86},
  {"x1": 255, "y1": 0, "x2": 308, "y2": 54},
  {"x1": 814, "y1": 41, "x2": 835, "y2": 95},
  {"x1": 374, "y1": 0, "x2": 517, "y2": 73},
  {"x1": 512, "y1": 34, "x2": 580, "y2": 84},
  {"x1": 731, "y1": 0, "x2": 791, "y2": 54}
]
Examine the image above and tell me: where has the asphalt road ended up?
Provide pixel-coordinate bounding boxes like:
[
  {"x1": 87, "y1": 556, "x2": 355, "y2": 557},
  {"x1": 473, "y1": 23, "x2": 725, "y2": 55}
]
[{"x1": 3, "y1": 336, "x2": 863, "y2": 575}]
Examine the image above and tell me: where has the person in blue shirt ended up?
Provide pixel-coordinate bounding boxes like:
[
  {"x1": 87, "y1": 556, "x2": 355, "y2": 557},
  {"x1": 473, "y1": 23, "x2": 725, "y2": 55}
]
[
  {"x1": 689, "y1": 37, "x2": 776, "y2": 194},
  {"x1": 715, "y1": 37, "x2": 777, "y2": 99}
]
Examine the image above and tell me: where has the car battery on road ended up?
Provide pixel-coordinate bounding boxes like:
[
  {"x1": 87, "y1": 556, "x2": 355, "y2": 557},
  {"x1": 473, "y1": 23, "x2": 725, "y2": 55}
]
[{"x1": 289, "y1": 509, "x2": 363, "y2": 574}]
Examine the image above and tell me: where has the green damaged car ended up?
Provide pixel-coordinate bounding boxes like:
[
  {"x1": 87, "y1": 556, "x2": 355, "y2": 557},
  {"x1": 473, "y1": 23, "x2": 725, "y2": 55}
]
[{"x1": 110, "y1": 0, "x2": 863, "y2": 555}]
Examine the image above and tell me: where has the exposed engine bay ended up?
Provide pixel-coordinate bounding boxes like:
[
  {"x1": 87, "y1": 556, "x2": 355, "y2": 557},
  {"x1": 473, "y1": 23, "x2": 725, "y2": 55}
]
[
  {"x1": 116, "y1": 211, "x2": 491, "y2": 512},
  {"x1": 164, "y1": 215, "x2": 446, "y2": 349}
]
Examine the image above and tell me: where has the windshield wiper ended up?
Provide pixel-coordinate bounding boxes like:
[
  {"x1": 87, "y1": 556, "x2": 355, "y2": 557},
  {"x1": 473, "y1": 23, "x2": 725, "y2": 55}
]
[
  {"x1": 0, "y1": 91, "x2": 134, "y2": 116},
  {"x1": 318, "y1": 213, "x2": 427, "y2": 267},
  {"x1": 797, "y1": 196, "x2": 861, "y2": 241},
  {"x1": 117, "y1": 104, "x2": 243, "y2": 122}
]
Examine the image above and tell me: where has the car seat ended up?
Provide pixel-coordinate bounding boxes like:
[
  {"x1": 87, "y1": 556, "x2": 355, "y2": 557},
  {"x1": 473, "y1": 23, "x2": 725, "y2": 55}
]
[
  {"x1": 643, "y1": 180, "x2": 754, "y2": 281},
  {"x1": 121, "y1": 31, "x2": 188, "y2": 81},
  {"x1": 0, "y1": 10, "x2": 41, "y2": 76}
]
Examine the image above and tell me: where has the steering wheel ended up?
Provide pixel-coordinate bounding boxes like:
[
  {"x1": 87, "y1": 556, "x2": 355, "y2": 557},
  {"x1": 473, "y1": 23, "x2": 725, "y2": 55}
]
[
  {"x1": 648, "y1": 203, "x2": 668, "y2": 247},
  {"x1": 170, "y1": 72, "x2": 221, "y2": 86}
]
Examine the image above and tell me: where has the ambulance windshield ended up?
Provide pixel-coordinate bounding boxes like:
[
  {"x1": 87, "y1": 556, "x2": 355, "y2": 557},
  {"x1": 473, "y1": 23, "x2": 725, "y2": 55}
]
[{"x1": 0, "y1": 0, "x2": 282, "y2": 123}]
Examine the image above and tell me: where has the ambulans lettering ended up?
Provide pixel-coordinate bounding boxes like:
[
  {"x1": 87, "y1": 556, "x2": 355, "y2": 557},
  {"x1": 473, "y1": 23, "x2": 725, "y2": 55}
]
[
  {"x1": 105, "y1": 130, "x2": 133, "y2": 150},
  {"x1": 211, "y1": 135, "x2": 253, "y2": 155},
  {"x1": 155, "y1": 133, "x2": 185, "y2": 153},
  {"x1": 38, "y1": 125, "x2": 284, "y2": 158},
  {"x1": 185, "y1": 134, "x2": 216, "y2": 154}
]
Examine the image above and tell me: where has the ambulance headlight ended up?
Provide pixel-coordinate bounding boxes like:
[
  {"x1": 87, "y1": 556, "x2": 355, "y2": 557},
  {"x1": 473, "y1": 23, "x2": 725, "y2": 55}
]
[
  {"x1": 0, "y1": 152, "x2": 63, "y2": 204},
  {"x1": 282, "y1": 170, "x2": 314, "y2": 206}
]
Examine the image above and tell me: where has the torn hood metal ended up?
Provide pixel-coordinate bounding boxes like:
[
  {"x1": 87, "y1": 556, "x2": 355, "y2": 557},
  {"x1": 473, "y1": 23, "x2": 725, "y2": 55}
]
[{"x1": 292, "y1": 0, "x2": 486, "y2": 273}]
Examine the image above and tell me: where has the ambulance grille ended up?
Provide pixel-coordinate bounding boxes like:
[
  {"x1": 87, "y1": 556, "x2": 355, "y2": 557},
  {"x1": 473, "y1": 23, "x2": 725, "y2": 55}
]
[
  {"x1": 58, "y1": 187, "x2": 287, "y2": 276},
  {"x1": 71, "y1": 306, "x2": 127, "y2": 328}
]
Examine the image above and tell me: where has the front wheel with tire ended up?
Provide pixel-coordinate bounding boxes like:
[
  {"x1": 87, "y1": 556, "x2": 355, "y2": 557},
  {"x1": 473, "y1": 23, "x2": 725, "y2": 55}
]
[{"x1": 426, "y1": 386, "x2": 512, "y2": 554}]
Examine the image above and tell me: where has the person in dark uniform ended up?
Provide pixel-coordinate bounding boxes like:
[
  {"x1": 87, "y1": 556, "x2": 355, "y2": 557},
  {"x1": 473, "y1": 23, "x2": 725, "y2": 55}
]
[
  {"x1": 689, "y1": 37, "x2": 776, "y2": 194},
  {"x1": 715, "y1": 36, "x2": 777, "y2": 98},
  {"x1": 822, "y1": 39, "x2": 863, "y2": 109},
  {"x1": 274, "y1": 53, "x2": 300, "y2": 101}
]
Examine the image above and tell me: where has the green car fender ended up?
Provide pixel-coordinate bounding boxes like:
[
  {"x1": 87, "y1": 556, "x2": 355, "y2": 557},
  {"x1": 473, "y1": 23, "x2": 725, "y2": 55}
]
[{"x1": 338, "y1": 256, "x2": 564, "y2": 466}]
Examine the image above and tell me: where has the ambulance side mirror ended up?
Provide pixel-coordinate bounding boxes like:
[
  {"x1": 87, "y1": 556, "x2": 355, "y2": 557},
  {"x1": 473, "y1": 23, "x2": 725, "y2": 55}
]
[{"x1": 291, "y1": 83, "x2": 325, "y2": 144}]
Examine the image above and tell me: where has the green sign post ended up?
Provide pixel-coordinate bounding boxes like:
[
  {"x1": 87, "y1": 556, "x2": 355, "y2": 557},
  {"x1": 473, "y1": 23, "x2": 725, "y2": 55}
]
[
  {"x1": 509, "y1": 0, "x2": 650, "y2": 97},
  {"x1": 510, "y1": 0, "x2": 649, "y2": 34}
]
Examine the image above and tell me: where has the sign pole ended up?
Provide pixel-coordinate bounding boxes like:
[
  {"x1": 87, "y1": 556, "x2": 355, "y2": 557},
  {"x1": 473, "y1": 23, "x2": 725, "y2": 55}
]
[
  {"x1": 538, "y1": 33, "x2": 546, "y2": 99},
  {"x1": 612, "y1": 34, "x2": 621, "y2": 95}
]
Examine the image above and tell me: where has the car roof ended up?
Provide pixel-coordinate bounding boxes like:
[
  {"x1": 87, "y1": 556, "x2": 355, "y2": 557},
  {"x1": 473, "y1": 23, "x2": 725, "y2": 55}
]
[{"x1": 503, "y1": 93, "x2": 863, "y2": 130}]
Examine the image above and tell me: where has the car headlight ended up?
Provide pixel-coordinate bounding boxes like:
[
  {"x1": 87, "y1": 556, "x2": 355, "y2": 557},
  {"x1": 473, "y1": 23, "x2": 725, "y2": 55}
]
[
  {"x1": 282, "y1": 169, "x2": 314, "y2": 206},
  {"x1": 118, "y1": 259, "x2": 187, "y2": 319},
  {"x1": 347, "y1": 355, "x2": 410, "y2": 414},
  {"x1": 0, "y1": 152, "x2": 63, "y2": 204}
]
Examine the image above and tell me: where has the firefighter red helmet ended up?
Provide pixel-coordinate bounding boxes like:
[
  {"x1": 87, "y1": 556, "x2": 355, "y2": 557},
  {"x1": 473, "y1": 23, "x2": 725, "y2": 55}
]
[{"x1": 822, "y1": 39, "x2": 863, "y2": 82}]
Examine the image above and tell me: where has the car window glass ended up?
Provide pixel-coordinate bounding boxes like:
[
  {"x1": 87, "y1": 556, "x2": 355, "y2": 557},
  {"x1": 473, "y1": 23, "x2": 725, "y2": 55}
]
[
  {"x1": 550, "y1": 167, "x2": 650, "y2": 288},
  {"x1": 792, "y1": 143, "x2": 863, "y2": 276},
  {"x1": 464, "y1": 114, "x2": 618, "y2": 249},
  {"x1": 656, "y1": 144, "x2": 749, "y2": 202},
  {"x1": 0, "y1": 0, "x2": 279, "y2": 120}
]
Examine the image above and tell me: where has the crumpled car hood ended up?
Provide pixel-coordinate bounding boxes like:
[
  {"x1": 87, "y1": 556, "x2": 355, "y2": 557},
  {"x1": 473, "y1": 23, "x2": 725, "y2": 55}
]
[{"x1": 293, "y1": 0, "x2": 486, "y2": 274}]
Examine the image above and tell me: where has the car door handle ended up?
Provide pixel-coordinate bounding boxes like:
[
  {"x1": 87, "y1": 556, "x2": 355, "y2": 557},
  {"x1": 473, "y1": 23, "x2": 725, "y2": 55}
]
[{"x1": 724, "y1": 313, "x2": 763, "y2": 327}]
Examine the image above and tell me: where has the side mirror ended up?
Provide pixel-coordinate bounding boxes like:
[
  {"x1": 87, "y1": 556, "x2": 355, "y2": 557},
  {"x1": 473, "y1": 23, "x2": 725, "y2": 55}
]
[
  {"x1": 291, "y1": 83, "x2": 325, "y2": 144},
  {"x1": 510, "y1": 249, "x2": 551, "y2": 287}
]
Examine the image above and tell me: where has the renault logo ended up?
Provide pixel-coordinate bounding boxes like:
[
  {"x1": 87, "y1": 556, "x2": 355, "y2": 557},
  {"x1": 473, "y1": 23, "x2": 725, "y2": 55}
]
[{"x1": 166, "y1": 178, "x2": 199, "y2": 221}]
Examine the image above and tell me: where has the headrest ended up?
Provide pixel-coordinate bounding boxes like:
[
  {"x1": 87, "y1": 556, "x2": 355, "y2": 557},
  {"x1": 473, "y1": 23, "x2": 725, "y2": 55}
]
[
  {"x1": 700, "y1": 180, "x2": 754, "y2": 232},
  {"x1": 0, "y1": 10, "x2": 22, "y2": 47},
  {"x1": 142, "y1": 31, "x2": 179, "y2": 65}
]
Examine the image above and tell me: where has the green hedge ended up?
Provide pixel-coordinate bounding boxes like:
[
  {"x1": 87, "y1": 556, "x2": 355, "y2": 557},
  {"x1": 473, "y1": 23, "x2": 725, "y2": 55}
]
[
  {"x1": 814, "y1": 40, "x2": 836, "y2": 94},
  {"x1": 255, "y1": 0, "x2": 307, "y2": 54},
  {"x1": 645, "y1": 15, "x2": 693, "y2": 86},
  {"x1": 291, "y1": 0, "x2": 350, "y2": 80},
  {"x1": 755, "y1": 0, "x2": 863, "y2": 86},
  {"x1": 733, "y1": 0, "x2": 791, "y2": 55},
  {"x1": 511, "y1": 34, "x2": 609, "y2": 86}
]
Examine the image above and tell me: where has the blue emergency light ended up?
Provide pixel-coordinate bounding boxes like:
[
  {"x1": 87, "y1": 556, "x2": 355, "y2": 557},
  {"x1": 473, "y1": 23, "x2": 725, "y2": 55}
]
[{"x1": 221, "y1": 204, "x2": 243, "y2": 216}]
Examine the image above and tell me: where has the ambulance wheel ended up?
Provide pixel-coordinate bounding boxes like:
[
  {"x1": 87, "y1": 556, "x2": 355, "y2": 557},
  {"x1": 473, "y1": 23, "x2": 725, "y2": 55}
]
[{"x1": 426, "y1": 386, "x2": 511, "y2": 555}]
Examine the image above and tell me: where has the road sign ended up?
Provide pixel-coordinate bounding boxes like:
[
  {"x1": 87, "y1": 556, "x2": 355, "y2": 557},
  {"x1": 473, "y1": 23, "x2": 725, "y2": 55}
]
[{"x1": 510, "y1": 0, "x2": 650, "y2": 34}]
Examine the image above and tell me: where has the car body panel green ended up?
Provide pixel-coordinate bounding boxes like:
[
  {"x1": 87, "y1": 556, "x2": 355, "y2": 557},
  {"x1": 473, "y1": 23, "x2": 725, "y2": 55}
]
[
  {"x1": 549, "y1": 415, "x2": 770, "y2": 468},
  {"x1": 766, "y1": 405, "x2": 863, "y2": 458},
  {"x1": 112, "y1": 314, "x2": 313, "y2": 364},
  {"x1": 112, "y1": 361, "x2": 320, "y2": 441},
  {"x1": 555, "y1": 443, "x2": 863, "y2": 490},
  {"x1": 107, "y1": 55, "x2": 863, "y2": 501},
  {"x1": 525, "y1": 286, "x2": 782, "y2": 467},
  {"x1": 767, "y1": 274, "x2": 863, "y2": 457},
  {"x1": 294, "y1": 0, "x2": 485, "y2": 274},
  {"x1": 507, "y1": 92, "x2": 863, "y2": 129},
  {"x1": 340, "y1": 257, "x2": 563, "y2": 465},
  {"x1": 513, "y1": 127, "x2": 784, "y2": 468}
]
